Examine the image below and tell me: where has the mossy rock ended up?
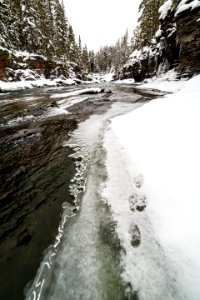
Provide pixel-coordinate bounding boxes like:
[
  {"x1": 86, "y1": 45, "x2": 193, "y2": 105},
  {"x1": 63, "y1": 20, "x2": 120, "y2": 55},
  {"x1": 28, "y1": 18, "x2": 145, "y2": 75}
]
[{"x1": 0, "y1": 49, "x2": 13, "y2": 68}]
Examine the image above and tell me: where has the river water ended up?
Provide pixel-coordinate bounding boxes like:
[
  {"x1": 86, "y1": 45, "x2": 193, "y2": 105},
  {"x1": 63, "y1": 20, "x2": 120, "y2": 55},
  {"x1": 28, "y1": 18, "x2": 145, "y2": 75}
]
[{"x1": 0, "y1": 83, "x2": 143, "y2": 299}]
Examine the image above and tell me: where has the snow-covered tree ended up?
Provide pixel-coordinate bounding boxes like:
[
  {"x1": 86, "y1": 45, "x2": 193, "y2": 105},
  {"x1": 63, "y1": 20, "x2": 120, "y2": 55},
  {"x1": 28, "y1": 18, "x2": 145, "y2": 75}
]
[
  {"x1": 82, "y1": 45, "x2": 91, "y2": 73},
  {"x1": 53, "y1": 0, "x2": 68, "y2": 59},
  {"x1": 67, "y1": 25, "x2": 78, "y2": 63},
  {"x1": 0, "y1": 0, "x2": 91, "y2": 77},
  {"x1": 0, "y1": 0, "x2": 10, "y2": 48},
  {"x1": 133, "y1": 0, "x2": 165, "y2": 47}
]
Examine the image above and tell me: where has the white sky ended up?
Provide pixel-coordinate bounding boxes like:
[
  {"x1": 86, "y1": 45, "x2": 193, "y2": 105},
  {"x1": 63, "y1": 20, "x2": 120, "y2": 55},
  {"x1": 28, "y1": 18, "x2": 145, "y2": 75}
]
[{"x1": 63, "y1": 0, "x2": 141, "y2": 52}]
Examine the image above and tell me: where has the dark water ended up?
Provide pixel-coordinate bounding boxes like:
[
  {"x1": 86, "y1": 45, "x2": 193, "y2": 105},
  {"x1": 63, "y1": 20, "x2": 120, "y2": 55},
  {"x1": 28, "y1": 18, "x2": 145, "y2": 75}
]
[
  {"x1": 0, "y1": 84, "x2": 144, "y2": 300},
  {"x1": 0, "y1": 85, "x2": 107, "y2": 300}
]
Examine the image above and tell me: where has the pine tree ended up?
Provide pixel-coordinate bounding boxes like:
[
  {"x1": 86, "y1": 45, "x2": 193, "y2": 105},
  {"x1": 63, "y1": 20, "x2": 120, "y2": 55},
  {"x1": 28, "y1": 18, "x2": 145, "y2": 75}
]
[
  {"x1": 20, "y1": 0, "x2": 43, "y2": 52},
  {"x1": 0, "y1": 0, "x2": 90, "y2": 78},
  {"x1": 88, "y1": 50, "x2": 95, "y2": 72},
  {"x1": 82, "y1": 45, "x2": 91, "y2": 73},
  {"x1": 35, "y1": 0, "x2": 54, "y2": 57},
  {"x1": 0, "y1": 0, "x2": 10, "y2": 48},
  {"x1": 9, "y1": 0, "x2": 22, "y2": 50},
  {"x1": 67, "y1": 25, "x2": 78, "y2": 63},
  {"x1": 136, "y1": 0, "x2": 165, "y2": 47},
  {"x1": 53, "y1": 0, "x2": 68, "y2": 59}
]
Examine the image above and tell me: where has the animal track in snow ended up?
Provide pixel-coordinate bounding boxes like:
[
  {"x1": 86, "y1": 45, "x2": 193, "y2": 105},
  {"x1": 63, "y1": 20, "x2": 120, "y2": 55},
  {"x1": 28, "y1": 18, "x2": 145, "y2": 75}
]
[
  {"x1": 134, "y1": 174, "x2": 144, "y2": 189},
  {"x1": 129, "y1": 190, "x2": 147, "y2": 212},
  {"x1": 129, "y1": 224, "x2": 141, "y2": 247}
]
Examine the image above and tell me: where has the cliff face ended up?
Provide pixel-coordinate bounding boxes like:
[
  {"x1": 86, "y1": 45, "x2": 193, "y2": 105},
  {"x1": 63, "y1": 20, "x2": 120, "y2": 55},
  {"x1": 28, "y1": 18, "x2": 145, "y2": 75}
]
[
  {"x1": 176, "y1": 8, "x2": 200, "y2": 75},
  {"x1": 122, "y1": 1, "x2": 200, "y2": 81}
]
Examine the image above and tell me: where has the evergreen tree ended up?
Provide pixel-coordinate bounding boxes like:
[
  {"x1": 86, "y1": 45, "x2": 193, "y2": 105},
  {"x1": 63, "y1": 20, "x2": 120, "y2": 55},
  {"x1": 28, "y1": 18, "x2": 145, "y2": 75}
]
[
  {"x1": 67, "y1": 25, "x2": 78, "y2": 63},
  {"x1": 121, "y1": 29, "x2": 130, "y2": 64},
  {"x1": 36, "y1": 0, "x2": 54, "y2": 58},
  {"x1": 9, "y1": 0, "x2": 22, "y2": 50},
  {"x1": 53, "y1": 0, "x2": 68, "y2": 59},
  {"x1": 88, "y1": 50, "x2": 95, "y2": 72},
  {"x1": 135, "y1": 0, "x2": 165, "y2": 47},
  {"x1": 0, "y1": 0, "x2": 94, "y2": 77},
  {"x1": 78, "y1": 35, "x2": 82, "y2": 54},
  {"x1": 82, "y1": 45, "x2": 91, "y2": 73},
  {"x1": 0, "y1": 0, "x2": 10, "y2": 48},
  {"x1": 20, "y1": 0, "x2": 42, "y2": 52}
]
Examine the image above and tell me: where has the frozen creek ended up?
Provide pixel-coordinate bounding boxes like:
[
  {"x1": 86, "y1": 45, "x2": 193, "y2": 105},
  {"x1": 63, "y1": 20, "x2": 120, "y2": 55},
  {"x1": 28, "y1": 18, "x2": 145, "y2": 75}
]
[
  {"x1": 26, "y1": 101, "x2": 143, "y2": 300},
  {"x1": 26, "y1": 96, "x2": 190, "y2": 300},
  {"x1": 0, "y1": 82, "x2": 193, "y2": 300}
]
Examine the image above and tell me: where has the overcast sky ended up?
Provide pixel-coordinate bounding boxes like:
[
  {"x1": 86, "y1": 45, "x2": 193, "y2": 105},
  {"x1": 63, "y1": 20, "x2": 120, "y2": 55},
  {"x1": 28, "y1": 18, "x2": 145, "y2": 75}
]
[{"x1": 63, "y1": 0, "x2": 141, "y2": 52}]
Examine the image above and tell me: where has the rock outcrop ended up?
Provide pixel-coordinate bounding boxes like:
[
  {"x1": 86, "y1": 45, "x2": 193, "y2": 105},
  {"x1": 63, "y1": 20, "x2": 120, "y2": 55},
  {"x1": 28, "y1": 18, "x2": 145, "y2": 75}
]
[
  {"x1": 176, "y1": 7, "x2": 200, "y2": 75},
  {"x1": 122, "y1": 0, "x2": 200, "y2": 81},
  {"x1": 0, "y1": 48, "x2": 82, "y2": 82}
]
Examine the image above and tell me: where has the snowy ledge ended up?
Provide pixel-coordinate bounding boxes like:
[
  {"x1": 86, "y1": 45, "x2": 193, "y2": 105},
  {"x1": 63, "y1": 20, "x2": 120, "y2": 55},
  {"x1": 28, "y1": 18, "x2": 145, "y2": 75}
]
[
  {"x1": 50, "y1": 88, "x2": 104, "y2": 99},
  {"x1": 0, "y1": 73, "x2": 116, "y2": 93},
  {"x1": 0, "y1": 78, "x2": 86, "y2": 93},
  {"x1": 136, "y1": 69, "x2": 188, "y2": 93},
  {"x1": 104, "y1": 73, "x2": 200, "y2": 297}
]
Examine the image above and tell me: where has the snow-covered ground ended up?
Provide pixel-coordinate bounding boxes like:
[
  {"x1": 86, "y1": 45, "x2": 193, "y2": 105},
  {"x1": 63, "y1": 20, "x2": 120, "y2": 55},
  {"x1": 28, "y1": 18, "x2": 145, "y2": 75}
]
[
  {"x1": 115, "y1": 70, "x2": 187, "y2": 92},
  {"x1": 138, "y1": 69, "x2": 188, "y2": 93},
  {"x1": 104, "y1": 74, "x2": 200, "y2": 299},
  {"x1": 0, "y1": 73, "x2": 115, "y2": 93},
  {"x1": 115, "y1": 78, "x2": 136, "y2": 84},
  {"x1": 0, "y1": 78, "x2": 76, "y2": 92},
  {"x1": 90, "y1": 72, "x2": 115, "y2": 83},
  {"x1": 50, "y1": 87, "x2": 103, "y2": 99}
]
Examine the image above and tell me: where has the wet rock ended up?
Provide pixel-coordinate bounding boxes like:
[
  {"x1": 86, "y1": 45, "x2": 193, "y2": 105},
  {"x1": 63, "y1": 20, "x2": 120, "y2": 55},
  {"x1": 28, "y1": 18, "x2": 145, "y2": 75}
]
[
  {"x1": 121, "y1": 4, "x2": 200, "y2": 80},
  {"x1": 105, "y1": 89, "x2": 112, "y2": 93},
  {"x1": 50, "y1": 100, "x2": 58, "y2": 107},
  {"x1": 129, "y1": 224, "x2": 141, "y2": 247},
  {"x1": 176, "y1": 8, "x2": 200, "y2": 75},
  {"x1": 0, "y1": 48, "x2": 13, "y2": 80}
]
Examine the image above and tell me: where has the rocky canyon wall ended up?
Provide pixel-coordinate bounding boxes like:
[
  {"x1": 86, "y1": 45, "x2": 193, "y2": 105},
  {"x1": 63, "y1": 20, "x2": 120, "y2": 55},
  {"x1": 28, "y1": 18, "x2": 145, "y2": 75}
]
[{"x1": 122, "y1": 1, "x2": 200, "y2": 81}]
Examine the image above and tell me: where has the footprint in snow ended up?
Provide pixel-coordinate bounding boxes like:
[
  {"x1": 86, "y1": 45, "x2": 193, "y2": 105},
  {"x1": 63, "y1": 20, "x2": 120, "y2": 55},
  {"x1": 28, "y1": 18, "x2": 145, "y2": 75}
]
[
  {"x1": 129, "y1": 190, "x2": 147, "y2": 212},
  {"x1": 129, "y1": 224, "x2": 141, "y2": 247},
  {"x1": 134, "y1": 174, "x2": 144, "y2": 189}
]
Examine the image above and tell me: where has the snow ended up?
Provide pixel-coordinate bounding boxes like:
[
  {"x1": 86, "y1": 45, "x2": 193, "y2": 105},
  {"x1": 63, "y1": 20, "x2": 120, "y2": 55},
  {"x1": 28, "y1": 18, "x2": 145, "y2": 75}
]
[
  {"x1": 104, "y1": 74, "x2": 200, "y2": 298},
  {"x1": 90, "y1": 72, "x2": 115, "y2": 83},
  {"x1": 155, "y1": 26, "x2": 162, "y2": 38},
  {"x1": 0, "y1": 78, "x2": 77, "y2": 92},
  {"x1": 46, "y1": 95, "x2": 89, "y2": 117},
  {"x1": 159, "y1": 0, "x2": 172, "y2": 20},
  {"x1": 175, "y1": 0, "x2": 200, "y2": 16},
  {"x1": 13, "y1": 50, "x2": 46, "y2": 60},
  {"x1": 139, "y1": 69, "x2": 187, "y2": 93},
  {"x1": 102, "y1": 72, "x2": 115, "y2": 82},
  {"x1": 115, "y1": 78, "x2": 135, "y2": 84},
  {"x1": 50, "y1": 88, "x2": 103, "y2": 99}
]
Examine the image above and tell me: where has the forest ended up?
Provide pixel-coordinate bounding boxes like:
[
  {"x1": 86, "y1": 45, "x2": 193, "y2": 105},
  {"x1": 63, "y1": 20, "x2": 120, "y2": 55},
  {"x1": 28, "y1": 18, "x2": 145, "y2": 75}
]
[{"x1": 0, "y1": 0, "x2": 187, "y2": 79}]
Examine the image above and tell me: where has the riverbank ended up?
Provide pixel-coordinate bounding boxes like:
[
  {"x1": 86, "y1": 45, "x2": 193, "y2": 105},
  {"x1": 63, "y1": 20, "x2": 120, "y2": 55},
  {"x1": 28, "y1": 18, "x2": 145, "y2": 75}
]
[
  {"x1": 104, "y1": 74, "x2": 200, "y2": 299},
  {"x1": 0, "y1": 85, "x2": 112, "y2": 299},
  {"x1": 0, "y1": 83, "x2": 147, "y2": 299}
]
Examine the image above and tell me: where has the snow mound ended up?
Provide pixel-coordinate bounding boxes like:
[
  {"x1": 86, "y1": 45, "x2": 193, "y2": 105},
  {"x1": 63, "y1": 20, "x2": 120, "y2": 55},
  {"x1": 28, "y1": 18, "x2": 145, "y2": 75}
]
[
  {"x1": 115, "y1": 78, "x2": 135, "y2": 84},
  {"x1": 106, "y1": 74, "x2": 200, "y2": 298},
  {"x1": 159, "y1": 0, "x2": 172, "y2": 20},
  {"x1": 90, "y1": 73, "x2": 115, "y2": 83},
  {"x1": 139, "y1": 69, "x2": 187, "y2": 93},
  {"x1": 175, "y1": 0, "x2": 200, "y2": 16},
  {"x1": 50, "y1": 88, "x2": 103, "y2": 99}
]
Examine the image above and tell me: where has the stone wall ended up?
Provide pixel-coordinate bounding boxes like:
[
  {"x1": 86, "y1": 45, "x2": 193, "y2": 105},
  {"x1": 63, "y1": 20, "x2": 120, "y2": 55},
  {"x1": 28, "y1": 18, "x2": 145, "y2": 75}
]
[
  {"x1": 122, "y1": 3, "x2": 200, "y2": 81},
  {"x1": 176, "y1": 8, "x2": 200, "y2": 75}
]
